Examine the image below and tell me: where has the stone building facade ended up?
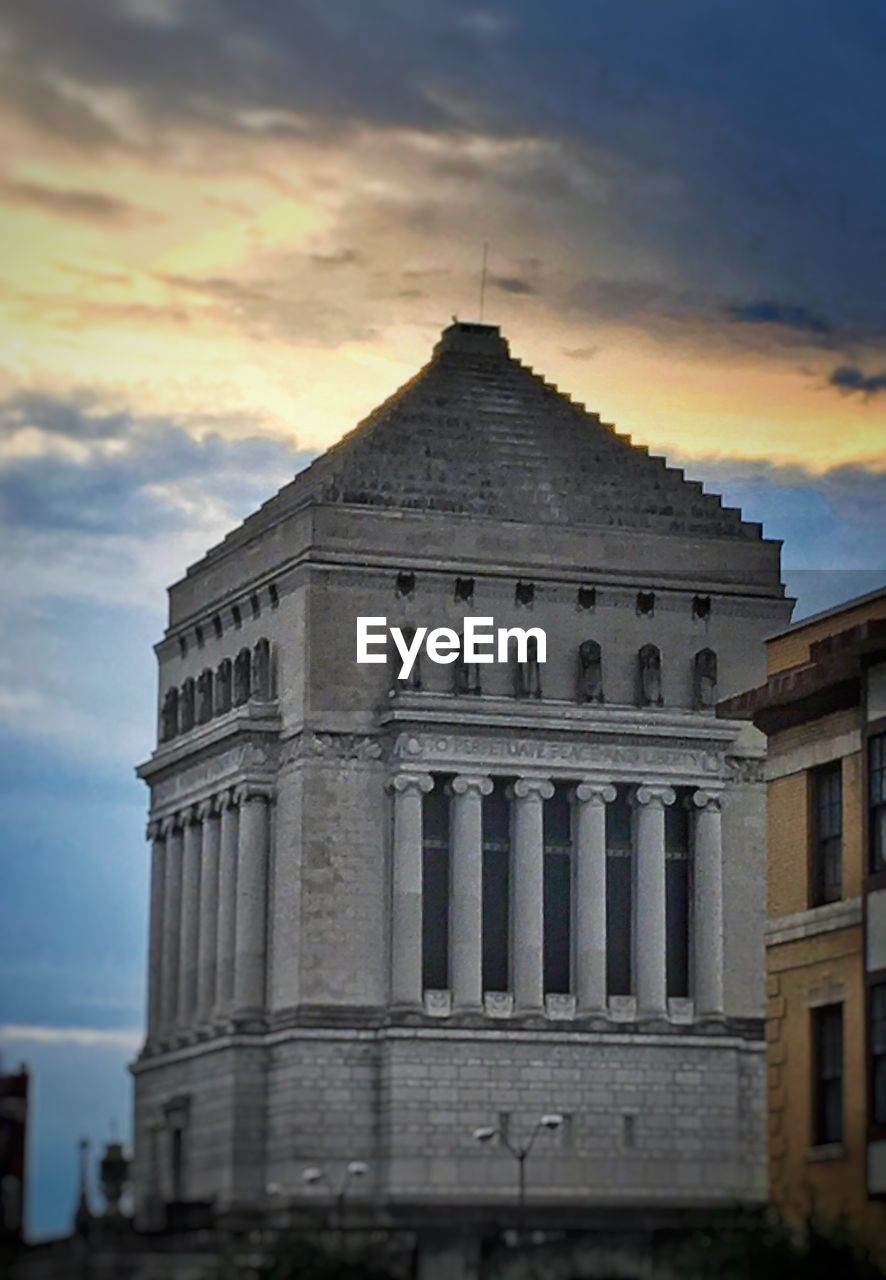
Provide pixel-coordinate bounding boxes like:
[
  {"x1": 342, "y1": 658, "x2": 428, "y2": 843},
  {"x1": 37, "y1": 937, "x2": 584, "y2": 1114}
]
[
  {"x1": 133, "y1": 323, "x2": 790, "y2": 1259},
  {"x1": 721, "y1": 588, "x2": 886, "y2": 1243}
]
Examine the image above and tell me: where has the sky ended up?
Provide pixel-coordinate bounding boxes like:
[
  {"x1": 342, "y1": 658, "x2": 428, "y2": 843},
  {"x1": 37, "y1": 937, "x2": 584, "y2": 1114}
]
[{"x1": 0, "y1": 0, "x2": 885, "y2": 1240}]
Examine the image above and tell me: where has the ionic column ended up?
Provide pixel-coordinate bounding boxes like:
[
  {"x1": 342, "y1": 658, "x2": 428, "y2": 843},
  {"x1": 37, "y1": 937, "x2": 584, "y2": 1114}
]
[
  {"x1": 511, "y1": 778, "x2": 553, "y2": 1013},
  {"x1": 159, "y1": 818, "x2": 183, "y2": 1036},
  {"x1": 693, "y1": 790, "x2": 725, "y2": 1018},
  {"x1": 196, "y1": 799, "x2": 221, "y2": 1027},
  {"x1": 232, "y1": 784, "x2": 272, "y2": 1025},
  {"x1": 634, "y1": 785, "x2": 675, "y2": 1018},
  {"x1": 146, "y1": 821, "x2": 166, "y2": 1041},
  {"x1": 450, "y1": 775, "x2": 493, "y2": 1011},
  {"x1": 178, "y1": 807, "x2": 202, "y2": 1030},
  {"x1": 390, "y1": 773, "x2": 433, "y2": 1008},
  {"x1": 573, "y1": 783, "x2": 616, "y2": 1014},
  {"x1": 214, "y1": 790, "x2": 238, "y2": 1022}
]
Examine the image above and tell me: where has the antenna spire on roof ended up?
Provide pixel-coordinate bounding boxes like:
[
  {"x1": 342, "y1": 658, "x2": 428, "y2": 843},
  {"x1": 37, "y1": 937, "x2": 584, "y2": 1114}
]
[{"x1": 478, "y1": 242, "x2": 489, "y2": 322}]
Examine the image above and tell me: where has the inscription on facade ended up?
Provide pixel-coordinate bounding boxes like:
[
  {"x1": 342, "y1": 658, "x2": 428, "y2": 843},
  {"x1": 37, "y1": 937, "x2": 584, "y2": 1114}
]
[{"x1": 393, "y1": 732, "x2": 725, "y2": 777}]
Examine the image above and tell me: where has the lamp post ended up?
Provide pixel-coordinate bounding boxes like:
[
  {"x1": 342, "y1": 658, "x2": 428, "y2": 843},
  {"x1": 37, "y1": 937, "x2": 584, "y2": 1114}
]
[
  {"x1": 472, "y1": 1114, "x2": 563, "y2": 1234},
  {"x1": 301, "y1": 1161, "x2": 369, "y2": 1251}
]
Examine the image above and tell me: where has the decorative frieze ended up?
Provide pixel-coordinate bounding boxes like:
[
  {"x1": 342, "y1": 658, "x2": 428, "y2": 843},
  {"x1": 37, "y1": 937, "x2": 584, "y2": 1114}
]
[
  {"x1": 393, "y1": 731, "x2": 726, "y2": 780},
  {"x1": 281, "y1": 732, "x2": 383, "y2": 765}
]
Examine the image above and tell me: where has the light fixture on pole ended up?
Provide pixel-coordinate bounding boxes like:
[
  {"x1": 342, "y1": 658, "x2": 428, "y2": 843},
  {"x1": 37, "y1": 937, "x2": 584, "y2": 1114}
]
[
  {"x1": 472, "y1": 1113, "x2": 563, "y2": 1231},
  {"x1": 301, "y1": 1160, "x2": 369, "y2": 1249}
]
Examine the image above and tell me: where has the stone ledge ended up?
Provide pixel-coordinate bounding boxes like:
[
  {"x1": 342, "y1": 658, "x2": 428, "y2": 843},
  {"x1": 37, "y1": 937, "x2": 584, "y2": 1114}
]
[{"x1": 766, "y1": 897, "x2": 862, "y2": 947}]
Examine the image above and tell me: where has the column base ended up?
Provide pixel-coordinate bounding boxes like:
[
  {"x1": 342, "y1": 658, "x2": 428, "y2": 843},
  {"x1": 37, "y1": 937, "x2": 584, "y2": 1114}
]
[{"x1": 230, "y1": 1009, "x2": 268, "y2": 1033}]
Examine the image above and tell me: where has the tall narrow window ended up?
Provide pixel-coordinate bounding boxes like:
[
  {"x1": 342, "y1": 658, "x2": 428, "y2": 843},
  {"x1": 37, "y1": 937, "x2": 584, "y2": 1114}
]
[
  {"x1": 870, "y1": 734, "x2": 886, "y2": 873},
  {"x1": 811, "y1": 762, "x2": 842, "y2": 904},
  {"x1": 170, "y1": 1127, "x2": 184, "y2": 1201},
  {"x1": 422, "y1": 777, "x2": 450, "y2": 991},
  {"x1": 665, "y1": 792, "x2": 690, "y2": 999},
  {"x1": 543, "y1": 785, "x2": 572, "y2": 995},
  {"x1": 813, "y1": 1003, "x2": 843, "y2": 1145},
  {"x1": 871, "y1": 984, "x2": 886, "y2": 1127},
  {"x1": 606, "y1": 787, "x2": 633, "y2": 996},
  {"x1": 482, "y1": 781, "x2": 510, "y2": 992}
]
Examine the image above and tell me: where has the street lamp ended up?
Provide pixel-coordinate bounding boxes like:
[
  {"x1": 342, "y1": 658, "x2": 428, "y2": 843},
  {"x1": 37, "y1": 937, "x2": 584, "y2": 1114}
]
[
  {"x1": 472, "y1": 1113, "x2": 563, "y2": 1231},
  {"x1": 301, "y1": 1161, "x2": 369, "y2": 1249}
]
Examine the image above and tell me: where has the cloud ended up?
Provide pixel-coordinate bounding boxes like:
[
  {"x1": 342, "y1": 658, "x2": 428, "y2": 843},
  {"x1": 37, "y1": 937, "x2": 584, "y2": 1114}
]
[
  {"x1": 491, "y1": 274, "x2": 536, "y2": 295},
  {"x1": 0, "y1": 1024, "x2": 141, "y2": 1050},
  {"x1": 829, "y1": 365, "x2": 886, "y2": 398},
  {"x1": 0, "y1": 390, "x2": 309, "y2": 537},
  {"x1": 727, "y1": 300, "x2": 831, "y2": 336},
  {"x1": 0, "y1": 176, "x2": 152, "y2": 224}
]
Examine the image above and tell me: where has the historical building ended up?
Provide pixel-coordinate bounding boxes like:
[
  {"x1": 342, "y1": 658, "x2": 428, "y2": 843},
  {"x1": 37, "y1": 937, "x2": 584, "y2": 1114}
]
[
  {"x1": 133, "y1": 321, "x2": 790, "y2": 1273},
  {"x1": 720, "y1": 587, "x2": 886, "y2": 1244}
]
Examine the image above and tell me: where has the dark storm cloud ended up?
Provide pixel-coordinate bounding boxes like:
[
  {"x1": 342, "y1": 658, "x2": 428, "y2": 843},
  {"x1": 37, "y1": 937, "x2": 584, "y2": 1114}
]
[
  {"x1": 829, "y1": 366, "x2": 886, "y2": 398},
  {"x1": 491, "y1": 275, "x2": 536, "y2": 295},
  {"x1": 0, "y1": 392, "x2": 310, "y2": 536},
  {"x1": 2, "y1": 1, "x2": 885, "y2": 348},
  {"x1": 726, "y1": 300, "x2": 832, "y2": 336},
  {"x1": 0, "y1": 177, "x2": 150, "y2": 224}
]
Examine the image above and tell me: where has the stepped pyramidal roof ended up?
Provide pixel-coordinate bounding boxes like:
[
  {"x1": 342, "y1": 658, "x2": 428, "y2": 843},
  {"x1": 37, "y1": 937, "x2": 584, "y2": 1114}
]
[{"x1": 276, "y1": 321, "x2": 759, "y2": 542}]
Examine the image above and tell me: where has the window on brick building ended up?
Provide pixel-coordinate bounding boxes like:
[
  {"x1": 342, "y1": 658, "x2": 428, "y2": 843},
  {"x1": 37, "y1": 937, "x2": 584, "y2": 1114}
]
[
  {"x1": 606, "y1": 787, "x2": 633, "y2": 997},
  {"x1": 482, "y1": 781, "x2": 511, "y2": 993},
  {"x1": 543, "y1": 785, "x2": 572, "y2": 995},
  {"x1": 812, "y1": 1003, "x2": 843, "y2": 1145},
  {"x1": 665, "y1": 793, "x2": 691, "y2": 999},
  {"x1": 811, "y1": 761, "x2": 842, "y2": 904},
  {"x1": 871, "y1": 734, "x2": 886, "y2": 873},
  {"x1": 871, "y1": 984, "x2": 886, "y2": 1127},
  {"x1": 422, "y1": 777, "x2": 450, "y2": 991}
]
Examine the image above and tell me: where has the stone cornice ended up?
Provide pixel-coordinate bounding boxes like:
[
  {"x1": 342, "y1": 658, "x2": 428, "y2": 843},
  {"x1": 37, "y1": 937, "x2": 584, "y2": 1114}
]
[
  {"x1": 137, "y1": 701, "x2": 281, "y2": 783},
  {"x1": 132, "y1": 1012, "x2": 766, "y2": 1069},
  {"x1": 766, "y1": 897, "x2": 862, "y2": 947},
  {"x1": 382, "y1": 693, "x2": 746, "y2": 745}
]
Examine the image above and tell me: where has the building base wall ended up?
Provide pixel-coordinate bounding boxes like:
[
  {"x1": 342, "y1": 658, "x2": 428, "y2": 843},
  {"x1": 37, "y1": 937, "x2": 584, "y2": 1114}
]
[{"x1": 133, "y1": 1025, "x2": 767, "y2": 1217}]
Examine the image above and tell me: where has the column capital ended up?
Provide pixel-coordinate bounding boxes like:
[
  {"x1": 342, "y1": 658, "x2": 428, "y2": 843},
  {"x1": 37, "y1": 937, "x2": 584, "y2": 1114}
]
[
  {"x1": 451, "y1": 774, "x2": 493, "y2": 797},
  {"x1": 179, "y1": 805, "x2": 199, "y2": 827},
  {"x1": 160, "y1": 815, "x2": 180, "y2": 838},
  {"x1": 512, "y1": 777, "x2": 554, "y2": 801},
  {"x1": 216, "y1": 787, "x2": 235, "y2": 811},
  {"x1": 146, "y1": 819, "x2": 163, "y2": 842},
  {"x1": 232, "y1": 782, "x2": 274, "y2": 806},
  {"x1": 573, "y1": 782, "x2": 617, "y2": 806},
  {"x1": 634, "y1": 784, "x2": 676, "y2": 809},
  {"x1": 197, "y1": 798, "x2": 218, "y2": 821},
  {"x1": 692, "y1": 789, "x2": 722, "y2": 812},
  {"x1": 389, "y1": 772, "x2": 434, "y2": 795}
]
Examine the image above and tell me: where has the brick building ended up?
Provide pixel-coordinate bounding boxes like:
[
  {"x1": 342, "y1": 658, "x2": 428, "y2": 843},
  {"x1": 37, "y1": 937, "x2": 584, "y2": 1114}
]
[
  {"x1": 133, "y1": 321, "x2": 790, "y2": 1274},
  {"x1": 720, "y1": 586, "x2": 886, "y2": 1243}
]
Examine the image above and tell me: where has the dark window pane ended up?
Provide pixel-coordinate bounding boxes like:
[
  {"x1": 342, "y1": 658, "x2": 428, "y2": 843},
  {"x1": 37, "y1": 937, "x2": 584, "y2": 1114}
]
[
  {"x1": 544, "y1": 786, "x2": 572, "y2": 850},
  {"x1": 665, "y1": 798, "x2": 690, "y2": 853},
  {"x1": 482, "y1": 782, "x2": 510, "y2": 992},
  {"x1": 871, "y1": 735, "x2": 886, "y2": 872},
  {"x1": 544, "y1": 851, "x2": 571, "y2": 994},
  {"x1": 666, "y1": 856, "x2": 690, "y2": 998},
  {"x1": 872, "y1": 985, "x2": 886, "y2": 1126},
  {"x1": 607, "y1": 787, "x2": 632, "y2": 850},
  {"x1": 607, "y1": 851, "x2": 632, "y2": 996},
  {"x1": 813, "y1": 1004, "x2": 843, "y2": 1145},
  {"x1": 812, "y1": 763, "x2": 842, "y2": 904},
  {"x1": 422, "y1": 778, "x2": 450, "y2": 990}
]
